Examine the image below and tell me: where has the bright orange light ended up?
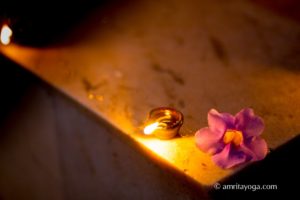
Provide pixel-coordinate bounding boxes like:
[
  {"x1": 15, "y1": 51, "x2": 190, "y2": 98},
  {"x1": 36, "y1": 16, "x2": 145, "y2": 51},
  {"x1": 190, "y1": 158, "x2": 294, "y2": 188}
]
[
  {"x1": 1, "y1": 24, "x2": 13, "y2": 45},
  {"x1": 144, "y1": 122, "x2": 159, "y2": 135}
]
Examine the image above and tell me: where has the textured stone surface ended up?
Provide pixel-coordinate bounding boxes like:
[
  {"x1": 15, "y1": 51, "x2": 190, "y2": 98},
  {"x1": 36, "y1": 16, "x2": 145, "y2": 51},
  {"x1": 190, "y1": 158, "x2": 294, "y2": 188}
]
[
  {"x1": 1, "y1": 0, "x2": 300, "y2": 188},
  {"x1": 0, "y1": 65, "x2": 205, "y2": 199}
]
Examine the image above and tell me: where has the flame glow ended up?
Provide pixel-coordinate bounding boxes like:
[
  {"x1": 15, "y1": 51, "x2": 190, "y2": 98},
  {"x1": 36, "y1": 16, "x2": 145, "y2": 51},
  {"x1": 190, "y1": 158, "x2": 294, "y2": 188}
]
[
  {"x1": 1, "y1": 24, "x2": 13, "y2": 45},
  {"x1": 144, "y1": 122, "x2": 159, "y2": 135}
]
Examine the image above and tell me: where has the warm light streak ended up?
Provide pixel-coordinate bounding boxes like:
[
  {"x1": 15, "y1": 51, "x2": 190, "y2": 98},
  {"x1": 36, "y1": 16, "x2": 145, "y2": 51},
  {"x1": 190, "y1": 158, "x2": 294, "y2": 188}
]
[{"x1": 144, "y1": 122, "x2": 159, "y2": 135}]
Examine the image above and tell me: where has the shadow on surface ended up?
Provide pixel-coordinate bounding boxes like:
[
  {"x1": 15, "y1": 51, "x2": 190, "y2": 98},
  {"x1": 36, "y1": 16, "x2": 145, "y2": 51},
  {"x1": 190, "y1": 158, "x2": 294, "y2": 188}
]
[
  {"x1": 210, "y1": 135, "x2": 300, "y2": 198},
  {"x1": 0, "y1": 54, "x2": 36, "y2": 124}
]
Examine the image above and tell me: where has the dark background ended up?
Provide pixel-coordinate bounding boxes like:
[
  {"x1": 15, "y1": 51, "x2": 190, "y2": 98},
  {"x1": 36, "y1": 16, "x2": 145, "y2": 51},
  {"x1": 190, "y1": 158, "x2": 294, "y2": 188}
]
[{"x1": 0, "y1": 1, "x2": 114, "y2": 46}]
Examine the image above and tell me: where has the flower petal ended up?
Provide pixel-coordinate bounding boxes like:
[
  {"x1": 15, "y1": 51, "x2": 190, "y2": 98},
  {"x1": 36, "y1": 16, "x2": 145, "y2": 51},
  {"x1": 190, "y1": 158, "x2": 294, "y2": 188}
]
[
  {"x1": 195, "y1": 127, "x2": 224, "y2": 154},
  {"x1": 244, "y1": 137, "x2": 268, "y2": 161},
  {"x1": 212, "y1": 144, "x2": 247, "y2": 169},
  {"x1": 235, "y1": 108, "x2": 264, "y2": 138},
  {"x1": 208, "y1": 109, "x2": 235, "y2": 134}
]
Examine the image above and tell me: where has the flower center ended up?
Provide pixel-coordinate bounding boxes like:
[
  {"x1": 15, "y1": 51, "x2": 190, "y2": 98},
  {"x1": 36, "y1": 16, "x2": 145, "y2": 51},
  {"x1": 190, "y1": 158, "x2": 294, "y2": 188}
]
[{"x1": 223, "y1": 129, "x2": 243, "y2": 146}]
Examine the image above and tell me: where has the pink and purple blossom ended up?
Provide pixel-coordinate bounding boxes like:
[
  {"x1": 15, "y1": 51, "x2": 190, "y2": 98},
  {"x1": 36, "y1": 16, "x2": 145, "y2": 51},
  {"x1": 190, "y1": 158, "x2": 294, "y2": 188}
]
[{"x1": 195, "y1": 108, "x2": 268, "y2": 169}]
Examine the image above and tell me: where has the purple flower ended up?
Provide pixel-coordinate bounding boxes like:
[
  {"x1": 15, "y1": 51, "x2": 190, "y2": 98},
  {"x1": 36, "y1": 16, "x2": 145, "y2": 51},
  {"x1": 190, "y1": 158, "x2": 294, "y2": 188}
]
[{"x1": 195, "y1": 108, "x2": 268, "y2": 169}]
